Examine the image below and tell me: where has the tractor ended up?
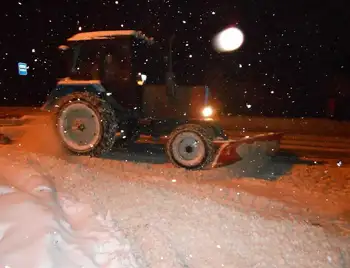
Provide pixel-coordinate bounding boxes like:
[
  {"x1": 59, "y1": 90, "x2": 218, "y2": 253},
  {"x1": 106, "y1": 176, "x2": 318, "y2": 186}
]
[{"x1": 42, "y1": 30, "x2": 282, "y2": 170}]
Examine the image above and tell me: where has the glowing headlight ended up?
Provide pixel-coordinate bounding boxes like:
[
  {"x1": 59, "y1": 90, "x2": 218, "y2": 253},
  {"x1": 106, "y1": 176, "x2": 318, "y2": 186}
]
[
  {"x1": 202, "y1": 106, "x2": 213, "y2": 117},
  {"x1": 137, "y1": 73, "x2": 147, "y2": 85}
]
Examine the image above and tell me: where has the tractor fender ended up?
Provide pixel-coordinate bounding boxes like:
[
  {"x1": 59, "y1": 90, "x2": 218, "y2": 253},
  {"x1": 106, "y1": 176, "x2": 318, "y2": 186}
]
[
  {"x1": 150, "y1": 118, "x2": 227, "y2": 140},
  {"x1": 41, "y1": 81, "x2": 122, "y2": 112},
  {"x1": 184, "y1": 119, "x2": 228, "y2": 139}
]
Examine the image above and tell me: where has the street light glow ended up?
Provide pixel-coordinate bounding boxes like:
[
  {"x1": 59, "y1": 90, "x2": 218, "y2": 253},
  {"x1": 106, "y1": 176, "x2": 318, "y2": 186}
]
[{"x1": 213, "y1": 27, "x2": 244, "y2": 53}]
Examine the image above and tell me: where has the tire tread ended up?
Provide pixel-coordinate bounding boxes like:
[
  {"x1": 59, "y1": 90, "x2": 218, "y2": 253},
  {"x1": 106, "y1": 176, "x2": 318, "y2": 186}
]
[{"x1": 54, "y1": 92, "x2": 118, "y2": 156}]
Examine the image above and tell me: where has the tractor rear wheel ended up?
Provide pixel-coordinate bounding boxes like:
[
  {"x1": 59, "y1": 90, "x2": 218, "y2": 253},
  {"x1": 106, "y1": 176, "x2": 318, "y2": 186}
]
[
  {"x1": 54, "y1": 92, "x2": 118, "y2": 156},
  {"x1": 166, "y1": 124, "x2": 216, "y2": 170}
]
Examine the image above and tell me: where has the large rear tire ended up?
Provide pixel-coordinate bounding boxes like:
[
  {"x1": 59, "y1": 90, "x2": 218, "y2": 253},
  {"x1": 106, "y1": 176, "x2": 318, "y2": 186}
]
[
  {"x1": 54, "y1": 92, "x2": 118, "y2": 156},
  {"x1": 166, "y1": 124, "x2": 216, "y2": 170}
]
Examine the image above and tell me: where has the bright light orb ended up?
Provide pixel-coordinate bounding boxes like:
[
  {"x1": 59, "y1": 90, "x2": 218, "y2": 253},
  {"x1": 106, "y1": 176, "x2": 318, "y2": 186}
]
[
  {"x1": 213, "y1": 27, "x2": 244, "y2": 53},
  {"x1": 202, "y1": 106, "x2": 213, "y2": 117}
]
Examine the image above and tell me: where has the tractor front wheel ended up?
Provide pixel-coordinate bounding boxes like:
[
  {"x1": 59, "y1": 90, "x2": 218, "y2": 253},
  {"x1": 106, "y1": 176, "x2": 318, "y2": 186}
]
[
  {"x1": 55, "y1": 92, "x2": 118, "y2": 156},
  {"x1": 166, "y1": 124, "x2": 216, "y2": 170}
]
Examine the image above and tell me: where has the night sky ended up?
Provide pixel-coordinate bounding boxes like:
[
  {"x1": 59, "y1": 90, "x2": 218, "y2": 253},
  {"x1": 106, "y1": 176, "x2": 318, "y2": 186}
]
[{"x1": 0, "y1": 1, "x2": 349, "y2": 118}]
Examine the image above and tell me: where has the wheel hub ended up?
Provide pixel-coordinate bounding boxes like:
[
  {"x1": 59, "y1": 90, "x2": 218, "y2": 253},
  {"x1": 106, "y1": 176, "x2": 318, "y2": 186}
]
[
  {"x1": 73, "y1": 119, "x2": 87, "y2": 132},
  {"x1": 171, "y1": 132, "x2": 205, "y2": 166},
  {"x1": 185, "y1": 145, "x2": 194, "y2": 153}
]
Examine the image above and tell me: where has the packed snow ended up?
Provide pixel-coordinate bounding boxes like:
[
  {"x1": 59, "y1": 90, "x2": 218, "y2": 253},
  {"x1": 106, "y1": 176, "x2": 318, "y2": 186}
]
[
  {"x1": 0, "y1": 156, "x2": 140, "y2": 268},
  {"x1": 0, "y1": 147, "x2": 349, "y2": 267},
  {"x1": 0, "y1": 114, "x2": 349, "y2": 267}
]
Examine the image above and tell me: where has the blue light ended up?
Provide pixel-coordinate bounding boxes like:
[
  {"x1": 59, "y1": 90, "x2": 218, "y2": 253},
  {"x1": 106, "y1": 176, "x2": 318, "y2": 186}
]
[{"x1": 18, "y1": 62, "x2": 28, "y2": 76}]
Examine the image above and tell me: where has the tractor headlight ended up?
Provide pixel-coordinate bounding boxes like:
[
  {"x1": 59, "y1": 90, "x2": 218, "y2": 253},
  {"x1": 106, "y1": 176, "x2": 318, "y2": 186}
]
[
  {"x1": 202, "y1": 106, "x2": 213, "y2": 117},
  {"x1": 137, "y1": 73, "x2": 147, "y2": 86}
]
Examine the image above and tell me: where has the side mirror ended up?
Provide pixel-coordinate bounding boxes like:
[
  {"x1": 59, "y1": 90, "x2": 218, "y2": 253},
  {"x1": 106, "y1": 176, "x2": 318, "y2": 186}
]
[
  {"x1": 58, "y1": 45, "x2": 69, "y2": 51},
  {"x1": 136, "y1": 72, "x2": 147, "y2": 86}
]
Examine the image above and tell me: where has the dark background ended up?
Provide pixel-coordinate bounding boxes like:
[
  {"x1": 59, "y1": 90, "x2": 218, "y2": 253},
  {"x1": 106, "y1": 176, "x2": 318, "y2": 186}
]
[{"x1": 0, "y1": 0, "x2": 349, "y2": 119}]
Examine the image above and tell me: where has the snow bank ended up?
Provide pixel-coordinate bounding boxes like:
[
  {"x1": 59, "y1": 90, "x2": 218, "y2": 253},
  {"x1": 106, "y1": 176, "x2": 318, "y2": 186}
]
[
  {"x1": 0, "y1": 158, "x2": 142, "y2": 268},
  {"x1": 5, "y1": 151, "x2": 345, "y2": 268},
  {"x1": 54, "y1": 160, "x2": 350, "y2": 268},
  {"x1": 0, "y1": 149, "x2": 349, "y2": 268},
  {"x1": 220, "y1": 116, "x2": 350, "y2": 136}
]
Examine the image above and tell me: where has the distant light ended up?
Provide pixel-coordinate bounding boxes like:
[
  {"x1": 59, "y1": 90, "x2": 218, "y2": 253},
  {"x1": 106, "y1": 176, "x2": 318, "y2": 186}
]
[
  {"x1": 31, "y1": 49, "x2": 35, "y2": 53},
  {"x1": 213, "y1": 27, "x2": 244, "y2": 53},
  {"x1": 78, "y1": 26, "x2": 82, "y2": 31},
  {"x1": 18, "y1": 62, "x2": 28, "y2": 76}
]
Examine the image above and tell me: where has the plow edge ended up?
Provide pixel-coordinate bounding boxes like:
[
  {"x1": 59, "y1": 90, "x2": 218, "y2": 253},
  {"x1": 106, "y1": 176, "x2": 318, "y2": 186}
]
[{"x1": 211, "y1": 132, "x2": 284, "y2": 168}]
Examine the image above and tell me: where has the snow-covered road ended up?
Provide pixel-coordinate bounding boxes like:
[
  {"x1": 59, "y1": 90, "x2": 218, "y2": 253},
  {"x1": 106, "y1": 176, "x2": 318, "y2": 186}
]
[
  {"x1": 0, "y1": 112, "x2": 350, "y2": 267},
  {"x1": 1, "y1": 149, "x2": 349, "y2": 268}
]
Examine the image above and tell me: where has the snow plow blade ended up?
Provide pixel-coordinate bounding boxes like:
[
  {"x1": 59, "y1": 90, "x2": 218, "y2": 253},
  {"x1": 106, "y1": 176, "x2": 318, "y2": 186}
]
[{"x1": 212, "y1": 132, "x2": 283, "y2": 168}]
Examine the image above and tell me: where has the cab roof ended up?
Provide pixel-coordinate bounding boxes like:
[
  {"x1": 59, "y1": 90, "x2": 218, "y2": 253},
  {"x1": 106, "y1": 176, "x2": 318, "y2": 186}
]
[{"x1": 67, "y1": 30, "x2": 153, "y2": 42}]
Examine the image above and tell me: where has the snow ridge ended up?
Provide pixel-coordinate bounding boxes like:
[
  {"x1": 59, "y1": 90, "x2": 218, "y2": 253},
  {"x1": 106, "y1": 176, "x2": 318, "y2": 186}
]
[{"x1": 0, "y1": 157, "x2": 142, "y2": 268}]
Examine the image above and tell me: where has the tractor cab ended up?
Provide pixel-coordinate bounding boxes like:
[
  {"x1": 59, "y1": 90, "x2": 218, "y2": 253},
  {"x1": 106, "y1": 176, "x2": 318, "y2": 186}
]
[
  {"x1": 57, "y1": 30, "x2": 160, "y2": 111},
  {"x1": 55, "y1": 30, "x2": 215, "y2": 120}
]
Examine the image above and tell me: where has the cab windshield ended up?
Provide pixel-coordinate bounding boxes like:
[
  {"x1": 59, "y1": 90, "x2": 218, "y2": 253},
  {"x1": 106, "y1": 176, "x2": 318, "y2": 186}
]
[
  {"x1": 131, "y1": 38, "x2": 166, "y2": 85},
  {"x1": 57, "y1": 33, "x2": 164, "y2": 84},
  {"x1": 57, "y1": 45, "x2": 75, "y2": 79}
]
